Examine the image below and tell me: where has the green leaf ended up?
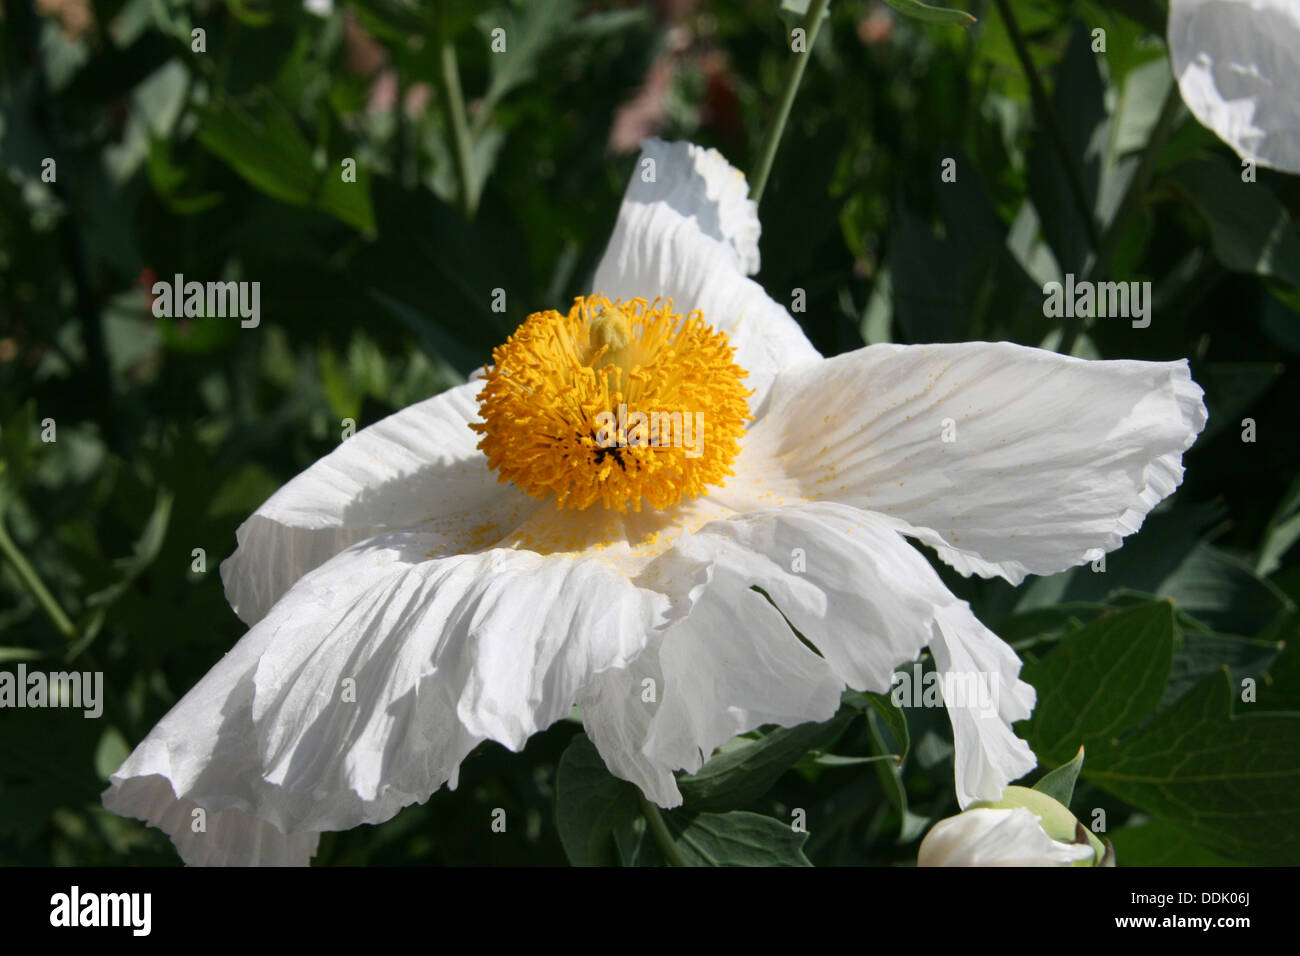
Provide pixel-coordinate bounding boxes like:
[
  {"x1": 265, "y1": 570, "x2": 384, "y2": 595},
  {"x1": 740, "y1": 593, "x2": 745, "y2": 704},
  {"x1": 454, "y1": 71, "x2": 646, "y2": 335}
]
[
  {"x1": 71, "y1": 486, "x2": 174, "y2": 660},
  {"x1": 881, "y1": 0, "x2": 977, "y2": 25},
  {"x1": 1167, "y1": 157, "x2": 1300, "y2": 288},
  {"x1": 1034, "y1": 746, "x2": 1086, "y2": 808},
  {"x1": 890, "y1": 148, "x2": 1041, "y2": 343},
  {"x1": 197, "y1": 92, "x2": 374, "y2": 233},
  {"x1": 1108, "y1": 818, "x2": 1243, "y2": 866},
  {"x1": 1199, "y1": 361, "x2": 1284, "y2": 443},
  {"x1": 863, "y1": 703, "x2": 923, "y2": 841},
  {"x1": 658, "y1": 810, "x2": 812, "y2": 866},
  {"x1": 1162, "y1": 631, "x2": 1283, "y2": 710},
  {"x1": 553, "y1": 733, "x2": 640, "y2": 866},
  {"x1": 999, "y1": 602, "x2": 1108, "y2": 650},
  {"x1": 1258, "y1": 475, "x2": 1300, "y2": 576},
  {"x1": 678, "y1": 711, "x2": 853, "y2": 812},
  {"x1": 807, "y1": 753, "x2": 894, "y2": 768},
  {"x1": 1027, "y1": 25, "x2": 1106, "y2": 275},
  {"x1": 1019, "y1": 602, "x2": 1176, "y2": 765},
  {"x1": 1087, "y1": 671, "x2": 1300, "y2": 864},
  {"x1": 473, "y1": 0, "x2": 581, "y2": 135},
  {"x1": 1159, "y1": 542, "x2": 1291, "y2": 634},
  {"x1": 93, "y1": 726, "x2": 130, "y2": 781},
  {"x1": 844, "y1": 689, "x2": 910, "y2": 763}
]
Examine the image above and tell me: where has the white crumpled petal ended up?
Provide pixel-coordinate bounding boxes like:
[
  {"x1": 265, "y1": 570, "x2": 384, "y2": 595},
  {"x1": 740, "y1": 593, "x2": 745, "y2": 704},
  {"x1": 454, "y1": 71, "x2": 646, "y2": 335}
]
[
  {"x1": 580, "y1": 501, "x2": 1034, "y2": 807},
  {"x1": 104, "y1": 782, "x2": 320, "y2": 866},
  {"x1": 918, "y1": 807, "x2": 1095, "y2": 866},
  {"x1": 105, "y1": 529, "x2": 687, "y2": 864},
  {"x1": 672, "y1": 502, "x2": 956, "y2": 694},
  {"x1": 579, "y1": 535, "x2": 842, "y2": 806},
  {"x1": 927, "y1": 604, "x2": 1037, "y2": 807},
  {"x1": 723, "y1": 341, "x2": 1206, "y2": 585},
  {"x1": 594, "y1": 138, "x2": 821, "y2": 410},
  {"x1": 220, "y1": 381, "x2": 535, "y2": 627},
  {"x1": 1169, "y1": 0, "x2": 1300, "y2": 174}
]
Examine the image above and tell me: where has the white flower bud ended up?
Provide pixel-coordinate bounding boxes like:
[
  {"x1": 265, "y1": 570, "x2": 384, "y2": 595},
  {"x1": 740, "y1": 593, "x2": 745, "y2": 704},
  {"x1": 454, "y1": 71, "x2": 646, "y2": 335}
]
[{"x1": 918, "y1": 786, "x2": 1105, "y2": 867}]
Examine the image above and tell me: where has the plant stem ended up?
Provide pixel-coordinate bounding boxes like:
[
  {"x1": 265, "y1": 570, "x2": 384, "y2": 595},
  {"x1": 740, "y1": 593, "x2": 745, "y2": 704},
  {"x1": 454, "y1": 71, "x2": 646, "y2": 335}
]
[
  {"x1": 749, "y1": 0, "x2": 831, "y2": 203},
  {"x1": 992, "y1": 0, "x2": 1100, "y2": 251},
  {"x1": 437, "y1": 13, "x2": 477, "y2": 219},
  {"x1": 638, "y1": 793, "x2": 690, "y2": 866},
  {"x1": 0, "y1": 514, "x2": 76, "y2": 641}
]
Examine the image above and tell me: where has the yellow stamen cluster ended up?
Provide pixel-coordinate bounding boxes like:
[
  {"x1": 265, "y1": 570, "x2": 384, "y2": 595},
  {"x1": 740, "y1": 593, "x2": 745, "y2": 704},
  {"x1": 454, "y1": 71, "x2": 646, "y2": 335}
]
[{"x1": 472, "y1": 295, "x2": 751, "y2": 512}]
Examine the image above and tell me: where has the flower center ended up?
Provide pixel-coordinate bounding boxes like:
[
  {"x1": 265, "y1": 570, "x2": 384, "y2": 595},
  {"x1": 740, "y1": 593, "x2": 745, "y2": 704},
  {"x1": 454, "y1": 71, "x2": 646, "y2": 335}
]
[{"x1": 472, "y1": 295, "x2": 751, "y2": 512}]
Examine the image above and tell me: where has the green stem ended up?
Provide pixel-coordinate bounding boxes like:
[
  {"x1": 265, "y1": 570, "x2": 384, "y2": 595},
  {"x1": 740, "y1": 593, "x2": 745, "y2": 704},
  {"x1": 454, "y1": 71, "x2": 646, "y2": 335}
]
[
  {"x1": 749, "y1": 0, "x2": 831, "y2": 202},
  {"x1": 437, "y1": 12, "x2": 477, "y2": 219},
  {"x1": 0, "y1": 513, "x2": 76, "y2": 641},
  {"x1": 992, "y1": 0, "x2": 1100, "y2": 252},
  {"x1": 638, "y1": 793, "x2": 689, "y2": 866}
]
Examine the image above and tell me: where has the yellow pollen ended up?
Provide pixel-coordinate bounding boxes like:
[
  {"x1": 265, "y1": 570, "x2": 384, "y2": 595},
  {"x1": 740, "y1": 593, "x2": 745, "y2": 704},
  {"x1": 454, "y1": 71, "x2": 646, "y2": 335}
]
[{"x1": 471, "y1": 295, "x2": 752, "y2": 512}]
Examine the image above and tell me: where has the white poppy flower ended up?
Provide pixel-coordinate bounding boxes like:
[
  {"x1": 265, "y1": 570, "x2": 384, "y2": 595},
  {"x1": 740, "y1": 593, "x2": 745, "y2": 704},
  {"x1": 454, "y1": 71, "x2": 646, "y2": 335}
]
[
  {"x1": 102, "y1": 139, "x2": 1206, "y2": 865},
  {"x1": 1169, "y1": 0, "x2": 1300, "y2": 174},
  {"x1": 917, "y1": 807, "x2": 1097, "y2": 867}
]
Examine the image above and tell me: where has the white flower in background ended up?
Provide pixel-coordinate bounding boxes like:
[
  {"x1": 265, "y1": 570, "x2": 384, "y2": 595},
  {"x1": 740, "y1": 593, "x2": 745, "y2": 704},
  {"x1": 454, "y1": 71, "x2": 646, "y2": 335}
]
[
  {"x1": 1168, "y1": 0, "x2": 1300, "y2": 174},
  {"x1": 102, "y1": 139, "x2": 1206, "y2": 865},
  {"x1": 918, "y1": 785, "x2": 1106, "y2": 866}
]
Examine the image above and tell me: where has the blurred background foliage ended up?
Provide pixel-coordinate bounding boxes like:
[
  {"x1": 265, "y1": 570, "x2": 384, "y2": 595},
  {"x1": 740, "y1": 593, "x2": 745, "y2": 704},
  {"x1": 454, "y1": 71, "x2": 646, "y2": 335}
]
[{"x1": 1, "y1": 0, "x2": 1297, "y2": 865}]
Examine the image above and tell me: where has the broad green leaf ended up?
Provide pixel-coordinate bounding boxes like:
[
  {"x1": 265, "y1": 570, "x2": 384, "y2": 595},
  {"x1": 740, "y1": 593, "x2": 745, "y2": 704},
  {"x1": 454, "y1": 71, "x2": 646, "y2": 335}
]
[
  {"x1": 999, "y1": 602, "x2": 1107, "y2": 650},
  {"x1": 1015, "y1": 508, "x2": 1289, "y2": 636},
  {"x1": 1162, "y1": 631, "x2": 1283, "y2": 710},
  {"x1": 1108, "y1": 818, "x2": 1243, "y2": 866},
  {"x1": 678, "y1": 711, "x2": 853, "y2": 812},
  {"x1": 197, "y1": 93, "x2": 374, "y2": 233},
  {"x1": 882, "y1": 0, "x2": 977, "y2": 25},
  {"x1": 1034, "y1": 746, "x2": 1086, "y2": 808},
  {"x1": 1159, "y1": 542, "x2": 1291, "y2": 634},
  {"x1": 1087, "y1": 672, "x2": 1300, "y2": 864},
  {"x1": 1257, "y1": 617, "x2": 1300, "y2": 710},
  {"x1": 1167, "y1": 157, "x2": 1300, "y2": 288},
  {"x1": 1019, "y1": 602, "x2": 1176, "y2": 765},
  {"x1": 554, "y1": 733, "x2": 640, "y2": 866},
  {"x1": 658, "y1": 810, "x2": 812, "y2": 866}
]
